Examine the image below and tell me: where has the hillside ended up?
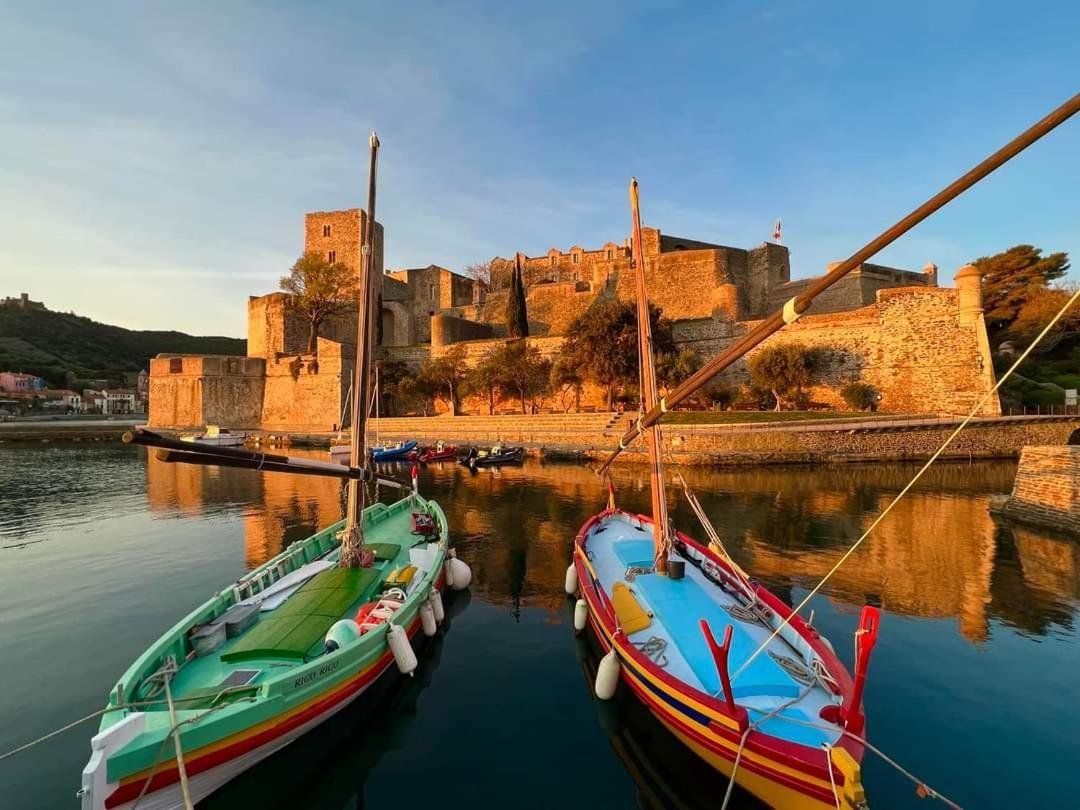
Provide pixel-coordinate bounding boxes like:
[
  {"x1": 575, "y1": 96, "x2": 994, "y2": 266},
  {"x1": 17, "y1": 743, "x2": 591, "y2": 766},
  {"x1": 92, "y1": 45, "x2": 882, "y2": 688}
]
[{"x1": 0, "y1": 306, "x2": 245, "y2": 387}]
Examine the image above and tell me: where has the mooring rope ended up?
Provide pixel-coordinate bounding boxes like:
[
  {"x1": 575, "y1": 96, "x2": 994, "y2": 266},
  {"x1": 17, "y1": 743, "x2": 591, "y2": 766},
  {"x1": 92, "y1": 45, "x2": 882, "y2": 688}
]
[
  {"x1": 730, "y1": 284, "x2": 1080, "y2": 683},
  {"x1": 0, "y1": 687, "x2": 259, "y2": 763}
]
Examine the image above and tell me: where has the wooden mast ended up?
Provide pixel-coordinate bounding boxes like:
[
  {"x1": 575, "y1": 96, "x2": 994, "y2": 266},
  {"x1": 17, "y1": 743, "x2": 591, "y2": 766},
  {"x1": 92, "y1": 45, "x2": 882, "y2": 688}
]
[
  {"x1": 341, "y1": 131, "x2": 380, "y2": 568},
  {"x1": 629, "y1": 178, "x2": 672, "y2": 572}
]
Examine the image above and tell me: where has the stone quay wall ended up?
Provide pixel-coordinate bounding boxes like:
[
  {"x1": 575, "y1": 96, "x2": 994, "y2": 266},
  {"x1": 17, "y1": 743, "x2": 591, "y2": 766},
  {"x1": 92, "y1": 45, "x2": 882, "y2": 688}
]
[
  {"x1": 993, "y1": 446, "x2": 1080, "y2": 536},
  {"x1": 355, "y1": 414, "x2": 1080, "y2": 467}
]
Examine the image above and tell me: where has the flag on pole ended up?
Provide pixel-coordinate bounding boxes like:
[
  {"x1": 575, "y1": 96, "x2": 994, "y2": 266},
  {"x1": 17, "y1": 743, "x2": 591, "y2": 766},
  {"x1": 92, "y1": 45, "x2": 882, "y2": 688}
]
[{"x1": 773, "y1": 218, "x2": 782, "y2": 243}]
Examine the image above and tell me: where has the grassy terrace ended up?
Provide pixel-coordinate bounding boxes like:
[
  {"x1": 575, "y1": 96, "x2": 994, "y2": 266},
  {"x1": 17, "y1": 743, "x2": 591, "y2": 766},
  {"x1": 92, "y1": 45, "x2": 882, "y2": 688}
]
[{"x1": 662, "y1": 410, "x2": 878, "y2": 425}]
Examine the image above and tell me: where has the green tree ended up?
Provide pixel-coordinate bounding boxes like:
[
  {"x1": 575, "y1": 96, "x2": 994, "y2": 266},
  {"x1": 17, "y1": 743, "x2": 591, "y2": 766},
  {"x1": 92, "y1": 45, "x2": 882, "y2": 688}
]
[
  {"x1": 279, "y1": 252, "x2": 358, "y2": 354},
  {"x1": 506, "y1": 258, "x2": 529, "y2": 338},
  {"x1": 419, "y1": 345, "x2": 470, "y2": 416},
  {"x1": 491, "y1": 340, "x2": 551, "y2": 414},
  {"x1": 747, "y1": 343, "x2": 819, "y2": 411},
  {"x1": 1008, "y1": 284, "x2": 1080, "y2": 351},
  {"x1": 375, "y1": 359, "x2": 411, "y2": 416},
  {"x1": 469, "y1": 350, "x2": 502, "y2": 415},
  {"x1": 840, "y1": 382, "x2": 878, "y2": 411},
  {"x1": 655, "y1": 347, "x2": 701, "y2": 395},
  {"x1": 560, "y1": 298, "x2": 674, "y2": 410},
  {"x1": 550, "y1": 355, "x2": 583, "y2": 413},
  {"x1": 974, "y1": 245, "x2": 1070, "y2": 337},
  {"x1": 396, "y1": 375, "x2": 437, "y2": 416}
]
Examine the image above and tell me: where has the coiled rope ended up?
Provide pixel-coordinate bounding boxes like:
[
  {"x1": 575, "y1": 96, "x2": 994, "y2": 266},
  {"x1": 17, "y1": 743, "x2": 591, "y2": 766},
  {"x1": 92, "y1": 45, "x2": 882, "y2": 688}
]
[
  {"x1": 632, "y1": 636, "x2": 669, "y2": 667},
  {"x1": 731, "y1": 283, "x2": 1080, "y2": 684}
]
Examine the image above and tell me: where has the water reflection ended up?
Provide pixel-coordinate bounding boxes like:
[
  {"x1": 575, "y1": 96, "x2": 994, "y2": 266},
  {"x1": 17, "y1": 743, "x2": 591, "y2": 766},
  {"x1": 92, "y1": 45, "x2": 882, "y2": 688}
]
[{"x1": 137, "y1": 451, "x2": 1080, "y2": 646}]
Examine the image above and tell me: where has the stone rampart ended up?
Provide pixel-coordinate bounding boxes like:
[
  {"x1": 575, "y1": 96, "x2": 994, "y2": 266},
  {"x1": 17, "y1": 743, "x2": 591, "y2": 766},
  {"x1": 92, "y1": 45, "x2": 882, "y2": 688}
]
[
  {"x1": 431, "y1": 313, "x2": 495, "y2": 347},
  {"x1": 148, "y1": 354, "x2": 266, "y2": 429},
  {"x1": 260, "y1": 338, "x2": 349, "y2": 430},
  {"x1": 993, "y1": 445, "x2": 1080, "y2": 536}
]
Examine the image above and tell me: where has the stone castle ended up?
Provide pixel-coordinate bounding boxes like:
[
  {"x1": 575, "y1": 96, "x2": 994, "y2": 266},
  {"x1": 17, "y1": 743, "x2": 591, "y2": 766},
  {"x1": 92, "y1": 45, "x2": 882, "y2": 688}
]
[{"x1": 149, "y1": 208, "x2": 999, "y2": 429}]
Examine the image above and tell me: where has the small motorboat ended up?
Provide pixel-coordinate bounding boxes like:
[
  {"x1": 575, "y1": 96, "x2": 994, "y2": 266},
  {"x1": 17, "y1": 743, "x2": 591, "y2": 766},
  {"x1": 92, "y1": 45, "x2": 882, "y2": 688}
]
[
  {"x1": 459, "y1": 444, "x2": 525, "y2": 469},
  {"x1": 419, "y1": 441, "x2": 458, "y2": 463},
  {"x1": 180, "y1": 425, "x2": 246, "y2": 447},
  {"x1": 372, "y1": 440, "x2": 418, "y2": 462}
]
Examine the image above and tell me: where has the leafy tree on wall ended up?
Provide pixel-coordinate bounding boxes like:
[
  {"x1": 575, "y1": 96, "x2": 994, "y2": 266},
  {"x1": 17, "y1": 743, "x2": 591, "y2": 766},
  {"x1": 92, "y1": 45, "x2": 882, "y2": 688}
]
[
  {"x1": 506, "y1": 256, "x2": 529, "y2": 338},
  {"x1": 559, "y1": 298, "x2": 674, "y2": 410},
  {"x1": 490, "y1": 340, "x2": 551, "y2": 414},
  {"x1": 655, "y1": 347, "x2": 701, "y2": 396},
  {"x1": 974, "y1": 245, "x2": 1070, "y2": 338},
  {"x1": 279, "y1": 252, "x2": 358, "y2": 354},
  {"x1": 419, "y1": 345, "x2": 470, "y2": 416},
  {"x1": 747, "y1": 343, "x2": 820, "y2": 411},
  {"x1": 550, "y1": 355, "x2": 583, "y2": 413},
  {"x1": 469, "y1": 350, "x2": 502, "y2": 415}
]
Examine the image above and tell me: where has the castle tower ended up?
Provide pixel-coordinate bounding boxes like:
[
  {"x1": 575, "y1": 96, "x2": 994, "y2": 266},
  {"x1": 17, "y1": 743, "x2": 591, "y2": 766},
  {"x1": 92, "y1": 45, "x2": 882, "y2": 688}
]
[
  {"x1": 954, "y1": 264, "x2": 984, "y2": 325},
  {"x1": 303, "y1": 209, "x2": 384, "y2": 278}
]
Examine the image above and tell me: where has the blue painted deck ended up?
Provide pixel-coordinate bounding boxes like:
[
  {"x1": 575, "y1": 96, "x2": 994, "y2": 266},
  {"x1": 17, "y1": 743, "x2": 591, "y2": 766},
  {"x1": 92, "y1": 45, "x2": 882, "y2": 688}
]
[{"x1": 588, "y1": 513, "x2": 841, "y2": 749}]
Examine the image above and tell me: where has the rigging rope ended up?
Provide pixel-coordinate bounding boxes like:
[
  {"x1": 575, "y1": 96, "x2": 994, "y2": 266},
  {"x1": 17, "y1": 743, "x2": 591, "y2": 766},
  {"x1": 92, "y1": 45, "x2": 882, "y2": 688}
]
[
  {"x1": 159, "y1": 660, "x2": 194, "y2": 810},
  {"x1": 731, "y1": 283, "x2": 1080, "y2": 683}
]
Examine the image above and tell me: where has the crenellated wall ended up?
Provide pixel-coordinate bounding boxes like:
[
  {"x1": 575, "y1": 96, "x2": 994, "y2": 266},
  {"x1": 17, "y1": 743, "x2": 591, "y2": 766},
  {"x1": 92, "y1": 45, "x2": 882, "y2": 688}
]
[{"x1": 148, "y1": 355, "x2": 266, "y2": 429}]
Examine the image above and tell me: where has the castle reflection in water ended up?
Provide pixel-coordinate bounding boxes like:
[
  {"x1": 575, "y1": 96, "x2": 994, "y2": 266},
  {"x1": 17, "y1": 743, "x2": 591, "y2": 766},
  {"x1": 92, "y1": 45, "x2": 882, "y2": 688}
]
[{"x1": 144, "y1": 452, "x2": 1078, "y2": 645}]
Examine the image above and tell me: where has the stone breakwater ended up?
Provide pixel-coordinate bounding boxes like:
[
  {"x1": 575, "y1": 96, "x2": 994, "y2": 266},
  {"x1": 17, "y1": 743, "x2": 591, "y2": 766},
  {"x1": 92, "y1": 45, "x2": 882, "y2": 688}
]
[
  {"x1": 991, "y1": 445, "x2": 1080, "y2": 537},
  {"x1": 281, "y1": 414, "x2": 1080, "y2": 468}
]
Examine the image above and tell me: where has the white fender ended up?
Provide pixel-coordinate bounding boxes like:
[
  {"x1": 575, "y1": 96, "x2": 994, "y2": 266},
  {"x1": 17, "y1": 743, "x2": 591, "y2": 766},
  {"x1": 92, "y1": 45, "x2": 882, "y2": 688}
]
[
  {"x1": 447, "y1": 557, "x2": 472, "y2": 591},
  {"x1": 420, "y1": 601, "x2": 438, "y2": 637},
  {"x1": 387, "y1": 623, "x2": 417, "y2": 676},
  {"x1": 324, "y1": 619, "x2": 362, "y2": 650},
  {"x1": 564, "y1": 562, "x2": 579, "y2": 596},
  {"x1": 595, "y1": 648, "x2": 620, "y2": 700},
  {"x1": 429, "y1": 588, "x2": 445, "y2": 624},
  {"x1": 574, "y1": 599, "x2": 588, "y2": 633}
]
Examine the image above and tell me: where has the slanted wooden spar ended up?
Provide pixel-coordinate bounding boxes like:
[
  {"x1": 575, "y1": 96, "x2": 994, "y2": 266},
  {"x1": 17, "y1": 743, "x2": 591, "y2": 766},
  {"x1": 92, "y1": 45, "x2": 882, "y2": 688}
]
[{"x1": 596, "y1": 91, "x2": 1080, "y2": 473}]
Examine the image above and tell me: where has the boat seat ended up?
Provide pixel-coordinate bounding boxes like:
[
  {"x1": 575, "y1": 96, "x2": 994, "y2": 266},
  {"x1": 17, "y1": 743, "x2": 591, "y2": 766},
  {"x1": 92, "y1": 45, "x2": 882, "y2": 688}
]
[
  {"x1": 632, "y1": 573, "x2": 800, "y2": 700},
  {"x1": 612, "y1": 539, "x2": 655, "y2": 570},
  {"x1": 222, "y1": 567, "x2": 382, "y2": 662}
]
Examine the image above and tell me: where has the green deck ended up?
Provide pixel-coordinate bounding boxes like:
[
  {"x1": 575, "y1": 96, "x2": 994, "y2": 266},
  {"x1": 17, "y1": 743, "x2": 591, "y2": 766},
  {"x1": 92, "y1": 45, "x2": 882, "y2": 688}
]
[{"x1": 221, "y1": 567, "x2": 383, "y2": 663}]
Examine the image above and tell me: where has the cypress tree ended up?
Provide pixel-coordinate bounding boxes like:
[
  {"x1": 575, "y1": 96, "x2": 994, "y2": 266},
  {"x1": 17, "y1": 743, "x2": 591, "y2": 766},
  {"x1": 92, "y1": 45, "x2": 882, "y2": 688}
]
[{"x1": 507, "y1": 256, "x2": 529, "y2": 337}]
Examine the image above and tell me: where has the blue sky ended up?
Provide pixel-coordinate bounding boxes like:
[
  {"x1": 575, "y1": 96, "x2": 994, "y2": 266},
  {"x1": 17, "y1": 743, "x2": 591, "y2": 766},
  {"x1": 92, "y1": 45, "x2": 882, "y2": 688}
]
[{"x1": 1, "y1": 1, "x2": 1078, "y2": 337}]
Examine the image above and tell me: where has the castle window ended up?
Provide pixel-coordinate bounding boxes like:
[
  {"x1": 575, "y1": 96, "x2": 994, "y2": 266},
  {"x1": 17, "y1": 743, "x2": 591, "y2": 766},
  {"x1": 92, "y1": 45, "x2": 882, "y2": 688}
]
[
  {"x1": 572, "y1": 253, "x2": 580, "y2": 264},
  {"x1": 322, "y1": 224, "x2": 331, "y2": 237},
  {"x1": 328, "y1": 250, "x2": 336, "y2": 263},
  {"x1": 169, "y1": 358, "x2": 183, "y2": 374},
  {"x1": 429, "y1": 284, "x2": 435, "y2": 299},
  {"x1": 550, "y1": 256, "x2": 557, "y2": 267},
  {"x1": 572, "y1": 272, "x2": 579, "y2": 281},
  {"x1": 606, "y1": 250, "x2": 613, "y2": 259}
]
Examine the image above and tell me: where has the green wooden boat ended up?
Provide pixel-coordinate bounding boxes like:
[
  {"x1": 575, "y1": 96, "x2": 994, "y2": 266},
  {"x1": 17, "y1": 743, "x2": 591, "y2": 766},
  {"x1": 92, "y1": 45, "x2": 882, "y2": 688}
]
[
  {"x1": 80, "y1": 492, "x2": 469, "y2": 810},
  {"x1": 78, "y1": 492, "x2": 468, "y2": 807},
  {"x1": 80, "y1": 132, "x2": 474, "y2": 810}
]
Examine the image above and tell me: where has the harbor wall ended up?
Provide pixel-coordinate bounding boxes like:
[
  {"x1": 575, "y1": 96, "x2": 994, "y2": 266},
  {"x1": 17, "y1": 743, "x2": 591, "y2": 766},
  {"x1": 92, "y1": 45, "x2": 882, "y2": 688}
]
[{"x1": 992, "y1": 446, "x2": 1080, "y2": 536}]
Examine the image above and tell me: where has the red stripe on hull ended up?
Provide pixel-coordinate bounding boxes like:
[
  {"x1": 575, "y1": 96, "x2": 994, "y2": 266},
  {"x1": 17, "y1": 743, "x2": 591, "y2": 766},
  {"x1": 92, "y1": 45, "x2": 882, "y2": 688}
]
[{"x1": 105, "y1": 616, "x2": 423, "y2": 808}]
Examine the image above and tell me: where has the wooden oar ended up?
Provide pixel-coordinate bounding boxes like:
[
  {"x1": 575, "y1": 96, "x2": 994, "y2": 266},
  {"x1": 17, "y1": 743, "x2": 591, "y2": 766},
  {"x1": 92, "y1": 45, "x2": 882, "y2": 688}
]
[
  {"x1": 596, "y1": 91, "x2": 1080, "y2": 474},
  {"x1": 124, "y1": 429, "x2": 408, "y2": 489}
]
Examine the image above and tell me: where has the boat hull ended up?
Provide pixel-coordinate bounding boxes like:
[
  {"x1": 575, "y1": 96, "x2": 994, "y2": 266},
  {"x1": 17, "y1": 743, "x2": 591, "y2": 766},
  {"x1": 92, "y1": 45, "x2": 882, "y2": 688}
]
[
  {"x1": 83, "y1": 497, "x2": 453, "y2": 810},
  {"x1": 574, "y1": 510, "x2": 867, "y2": 810},
  {"x1": 100, "y1": 626, "x2": 416, "y2": 810}
]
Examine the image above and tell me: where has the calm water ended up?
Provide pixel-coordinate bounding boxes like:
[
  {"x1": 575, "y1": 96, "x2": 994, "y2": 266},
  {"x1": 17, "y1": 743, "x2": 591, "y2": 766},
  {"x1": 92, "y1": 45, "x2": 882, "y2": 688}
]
[{"x1": 1, "y1": 445, "x2": 1079, "y2": 809}]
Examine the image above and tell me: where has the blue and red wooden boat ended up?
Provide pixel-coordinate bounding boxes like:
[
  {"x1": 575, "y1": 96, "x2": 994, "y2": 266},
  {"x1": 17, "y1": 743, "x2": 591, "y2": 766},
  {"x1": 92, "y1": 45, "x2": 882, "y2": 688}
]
[{"x1": 568, "y1": 179, "x2": 879, "y2": 809}]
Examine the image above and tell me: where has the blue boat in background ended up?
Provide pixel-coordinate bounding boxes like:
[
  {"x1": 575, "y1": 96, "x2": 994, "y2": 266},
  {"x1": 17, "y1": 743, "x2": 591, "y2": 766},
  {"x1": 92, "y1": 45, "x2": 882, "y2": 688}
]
[{"x1": 372, "y1": 440, "x2": 417, "y2": 462}]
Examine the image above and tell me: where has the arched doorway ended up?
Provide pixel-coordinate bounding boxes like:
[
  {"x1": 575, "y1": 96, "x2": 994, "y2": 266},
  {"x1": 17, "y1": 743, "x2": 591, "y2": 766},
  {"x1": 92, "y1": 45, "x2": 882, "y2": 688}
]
[{"x1": 381, "y1": 307, "x2": 396, "y2": 346}]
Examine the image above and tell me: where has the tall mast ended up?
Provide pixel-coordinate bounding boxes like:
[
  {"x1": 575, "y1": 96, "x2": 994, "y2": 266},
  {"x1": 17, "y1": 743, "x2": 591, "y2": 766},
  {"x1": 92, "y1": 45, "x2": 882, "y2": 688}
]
[
  {"x1": 629, "y1": 178, "x2": 672, "y2": 572},
  {"x1": 341, "y1": 131, "x2": 380, "y2": 567}
]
